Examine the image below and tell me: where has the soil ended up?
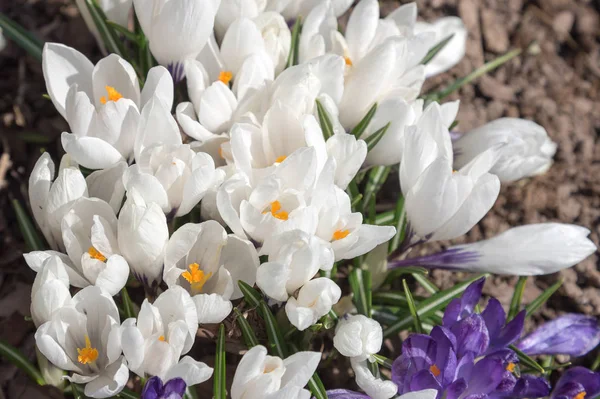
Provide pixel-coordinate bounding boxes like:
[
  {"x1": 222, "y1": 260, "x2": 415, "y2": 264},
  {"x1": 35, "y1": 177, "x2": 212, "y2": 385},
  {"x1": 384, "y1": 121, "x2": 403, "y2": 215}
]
[{"x1": 0, "y1": 0, "x2": 598, "y2": 398}]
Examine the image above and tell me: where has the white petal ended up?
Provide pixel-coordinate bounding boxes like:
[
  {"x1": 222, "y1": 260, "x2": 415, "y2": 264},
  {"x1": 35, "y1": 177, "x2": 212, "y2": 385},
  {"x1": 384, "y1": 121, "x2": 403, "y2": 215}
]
[
  {"x1": 351, "y1": 358, "x2": 398, "y2": 399},
  {"x1": 193, "y1": 293, "x2": 233, "y2": 324},
  {"x1": 141, "y1": 66, "x2": 174, "y2": 109},
  {"x1": 61, "y1": 133, "x2": 125, "y2": 169},
  {"x1": 164, "y1": 356, "x2": 213, "y2": 387},
  {"x1": 281, "y1": 351, "x2": 321, "y2": 389},
  {"x1": 83, "y1": 357, "x2": 129, "y2": 398}
]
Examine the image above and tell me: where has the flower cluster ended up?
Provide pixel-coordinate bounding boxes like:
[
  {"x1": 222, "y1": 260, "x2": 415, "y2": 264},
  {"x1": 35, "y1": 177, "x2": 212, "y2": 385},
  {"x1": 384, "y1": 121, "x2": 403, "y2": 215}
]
[{"x1": 12, "y1": 0, "x2": 599, "y2": 398}]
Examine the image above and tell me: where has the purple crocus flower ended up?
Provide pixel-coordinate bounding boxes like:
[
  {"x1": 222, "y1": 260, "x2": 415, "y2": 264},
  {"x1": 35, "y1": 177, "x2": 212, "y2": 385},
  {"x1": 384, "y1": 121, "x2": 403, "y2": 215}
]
[
  {"x1": 142, "y1": 376, "x2": 186, "y2": 399},
  {"x1": 326, "y1": 390, "x2": 371, "y2": 399},
  {"x1": 443, "y1": 278, "x2": 525, "y2": 356},
  {"x1": 551, "y1": 367, "x2": 600, "y2": 399},
  {"x1": 485, "y1": 349, "x2": 550, "y2": 398},
  {"x1": 516, "y1": 314, "x2": 600, "y2": 357}
]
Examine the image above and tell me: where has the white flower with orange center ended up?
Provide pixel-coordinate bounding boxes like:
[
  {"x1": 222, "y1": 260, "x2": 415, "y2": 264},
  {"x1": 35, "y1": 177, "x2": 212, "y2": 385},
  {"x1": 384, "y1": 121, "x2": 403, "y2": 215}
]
[
  {"x1": 42, "y1": 43, "x2": 174, "y2": 169},
  {"x1": 34, "y1": 286, "x2": 129, "y2": 398},
  {"x1": 120, "y1": 287, "x2": 213, "y2": 387},
  {"x1": 163, "y1": 220, "x2": 259, "y2": 324}
]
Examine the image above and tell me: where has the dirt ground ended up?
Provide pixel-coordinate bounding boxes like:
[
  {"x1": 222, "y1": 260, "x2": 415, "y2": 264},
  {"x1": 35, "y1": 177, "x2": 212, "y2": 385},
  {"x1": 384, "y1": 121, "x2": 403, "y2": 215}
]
[{"x1": 0, "y1": 0, "x2": 598, "y2": 398}]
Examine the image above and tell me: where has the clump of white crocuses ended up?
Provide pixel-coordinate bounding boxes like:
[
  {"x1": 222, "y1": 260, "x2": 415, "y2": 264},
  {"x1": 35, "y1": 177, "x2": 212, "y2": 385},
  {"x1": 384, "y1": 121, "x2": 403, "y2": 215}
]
[{"x1": 6, "y1": 0, "x2": 597, "y2": 398}]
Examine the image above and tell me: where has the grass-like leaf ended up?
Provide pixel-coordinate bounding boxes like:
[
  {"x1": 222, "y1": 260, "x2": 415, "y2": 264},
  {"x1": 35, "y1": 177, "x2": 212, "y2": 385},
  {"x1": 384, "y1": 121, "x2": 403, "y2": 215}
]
[
  {"x1": 383, "y1": 274, "x2": 487, "y2": 337},
  {"x1": 402, "y1": 279, "x2": 423, "y2": 334},
  {"x1": 82, "y1": 0, "x2": 125, "y2": 57},
  {"x1": 259, "y1": 302, "x2": 289, "y2": 358},
  {"x1": 362, "y1": 166, "x2": 390, "y2": 213},
  {"x1": 382, "y1": 267, "x2": 429, "y2": 286},
  {"x1": 388, "y1": 195, "x2": 406, "y2": 253},
  {"x1": 0, "y1": 339, "x2": 45, "y2": 385},
  {"x1": 350, "y1": 103, "x2": 377, "y2": 138},
  {"x1": 316, "y1": 99, "x2": 334, "y2": 140},
  {"x1": 213, "y1": 324, "x2": 227, "y2": 399},
  {"x1": 507, "y1": 276, "x2": 528, "y2": 321},
  {"x1": 12, "y1": 199, "x2": 46, "y2": 251},
  {"x1": 349, "y1": 268, "x2": 372, "y2": 317},
  {"x1": 286, "y1": 17, "x2": 302, "y2": 68},
  {"x1": 420, "y1": 34, "x2": 454, "y2": 65},
  {"x1": 365, "y1": 122, "x2": 391, "y2": 152},
  {"x1": 233, "y1": 308, "x2": 259, "y2": 348},
  {"x1": 105, "y1": 21, "x2": 138, "y2": 42},
  {"x1": 525, "y1": 279, "x2": 563, "y2": 317},
  {"x1": 120, "y1": 288, "x2": 137, "y2": 319},
  {"x1": 509, "y1": 345, "x2": 546, "y2": 373},
  {"x1": 375, "y1": 210, "x2": 395, "y2": 226},
  {"x1": 0, "y1": 13, "x2": 44, "y2": 62},
  {"x1": 117, "y1": 388, "x2": 139, "y2": 399},
  {"x1": 413, "y1": 273, "x2": 439, "y2": 295},
  {"x1": 238, "y1": 281, "x2": 262, "y2": 309},
  {"x1": 373, "y1": 291, "x2": 409, "y2": 307}
]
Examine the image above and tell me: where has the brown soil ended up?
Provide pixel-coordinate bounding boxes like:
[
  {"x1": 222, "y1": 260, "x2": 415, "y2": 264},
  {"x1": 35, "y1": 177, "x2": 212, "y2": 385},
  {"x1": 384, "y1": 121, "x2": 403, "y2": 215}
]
[{"x1": 0, "y1": 0, "x2": 598, "y2": 398}]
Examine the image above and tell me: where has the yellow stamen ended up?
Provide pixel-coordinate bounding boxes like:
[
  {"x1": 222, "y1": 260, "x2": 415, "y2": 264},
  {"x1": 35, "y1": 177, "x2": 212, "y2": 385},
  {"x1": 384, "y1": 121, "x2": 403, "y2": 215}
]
[
  {"x1": 506, "y1": 362, "x2": 516, "y2": 372},
  {"x1": 181, "y1": 263, "x2": 212, "y2": 293},
  {"x1": 218, "y1": 147, "x2": 225, "y2": 159},
  {"x1": 274, "y1": 155, "x2": 287, "y2": 164},
  {"x1": 100, "y1": 86, "x2": 123, "y2": 105},
  {"x1": 344, "y1": 56, "x2": 353, "y2": 66},
  {"x1": 262, "y1": 200, "x2": 288, "y2": 220},
  {"x1": 429, "y1": 364, "x2": 441, "y2": 377},
  {"x1": 218, "y1": 71, "x2": 233, "y2": 85},
  {"x1": 77, "y1": 335, "x2": 99, "y2": 365},
  {"x1": 88, "y1": 246, "x2": 107, "y2": 262},
  {"x1": 158, "y1": 335, "x2": 166, "y2": 342},
  {"x1": 264, "y1": 364, "x2": 277, "y2": 373},
  {"x1": 575, "y1": 393, "x2": 586, "y2": 399},
  {"x1": 332, "y1": 229, "x2": 350, "y2": 241}
]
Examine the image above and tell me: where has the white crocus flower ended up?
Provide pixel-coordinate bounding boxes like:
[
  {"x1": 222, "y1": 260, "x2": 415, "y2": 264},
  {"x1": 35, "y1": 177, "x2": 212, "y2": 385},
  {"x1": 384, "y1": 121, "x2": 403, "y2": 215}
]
[
  {"x1": 231, "y1": 345, "x2": 321, "y2": 399},
  {"x1": 29, "y1": 153, "x2": 87, "y2": 250},
  {"x1": 30, "y1": 255, "x2": 72, "y2": 327},
  {"x1": 133, "y1": 0, "x2": 220, "y2": 76},
  {"x1": 257, "y1": 230, "x2": 334, "y2": 302},
  {"x1": 414, "y1": 17, "x2": 467, "y2": 77},
  {"x1": 176, "y1": 18, "x2": 274, "y2": 144},
  {"x1": 75, "y1": 0, "x2": 133, "y2": 53},
  {"x1": 118, "y1": 190, "x2": 169, "y2": 291},
  {"x1": 333, "y1": 314, "x2": 383, "y2": 362},
  {"x1": 453, "y1": 118, "x2": 558, "y2": 183},
  {"x1": 163, "y1": 221, "x2": 259, "y2": 324},
  {"x1": 85, "y1": 161, "x2": 127, "y2": 214},
  {"x1": 35, "y1": 286, "x2": 128, "y2": 398},
  {"x1": 42, "y1": 43, "x2": 174, "y2": 169},
  {"x1": 121, "y1": 287, "x2": 213, "y2": 386},
  {"x1": 364, "y1": 99, "x2": 459, "y2": 166},
  {"x1": 391, "y1": 223, "x2": 597, "y2": 276},
  {"x1": 351, "y1": 358, "x2": 399, "y2": 399},
  {"x1": 217, "y1": 147, "x2": 319, "y2": 243},
  {"x1": 214, "y1": 0, "x2": 266, "y2": 41},
  {"x1": 298, "y1": 1, "x2": 338, "y2": 63},
  {"x1": 325, "y1": 134, "x2": 367, "y2": 189},
  {"x1": 400, "y1": 103, "x2": 500, "y2": 243},
  {"x1": 279, "y1": 0, "x2": 352, "y2": 20},
  {"x1": 254, "y1": 12, "x2": 291, "y2": 75},
  {"x1": 285, "y1": 277, "x2": 341, "y2": 331}
]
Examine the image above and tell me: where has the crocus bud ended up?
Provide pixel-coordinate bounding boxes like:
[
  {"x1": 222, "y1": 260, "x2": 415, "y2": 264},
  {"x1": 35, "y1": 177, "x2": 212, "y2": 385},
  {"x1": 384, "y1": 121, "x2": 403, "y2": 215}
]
[
  {"x1": 453, "y1": 118, "x2": 557, "y2": 182},
  {"x1": 142, "y1": 376, "x2": 186, "y2": 399},
  {"x1": 550, "y1": 367, "x2": 600, "y2": 399},
  {"x1": 517, "y1": 314, "x2": 600, "y2": 357},
  {"x1": 285, "y1": 278, "x2": 341, "y2": 331},
  {"x1": 333, "y1": 315, "x2": 382, "y2": 361}
]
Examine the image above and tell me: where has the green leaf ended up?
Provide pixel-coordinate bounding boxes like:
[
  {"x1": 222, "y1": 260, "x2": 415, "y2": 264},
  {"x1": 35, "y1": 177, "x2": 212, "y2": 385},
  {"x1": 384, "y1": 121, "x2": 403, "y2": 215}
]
[
  {"x1": 350, "y1": 193, "x2": 363, "y2": 209},
  {"x1": 420, "y1": 34, "x2": 454, "y2": 65},
  {"x1": 507, "y1": 276, "x2": 528, "y2": 321},
  {"x1": 349, "y1": 268, "x2": 372, "y2": 317},
  {"x1": 71, "y1": 384, "x2": 86, "y2": 399},
  {"x1": 388, "y1": 195, "x2": 406, "y2": 253},
  {"x1": 350, "y1": 103, "x2": 377, "y2": 138},
  {"x1": 373, "y1": 291, "x2": 409, "y2": 307},
  {"x1": 259, "y1": 302, "x2": 288, "y2": 358},
  {"x1": 12, "y1": 199, "x2": 46, "y2": 251},
  {"x1": 509, "y1": 345, "x2": 545, "y2": 373},
  {"x1": 315, "y1": 99, "x2": 334, "y2": 140},
  {"x1": 320, "y1": 310, "x2": 338, "y2": 330},
  {"x1": 375, "y1": 210, "x2": 395, "y2": 226},
  {"x1": 15, "y1": 131, "x2": 53, "y2": 144},
  {"x1": 362, "y1": 166, "x2": 390, "y2": 214},
  {"x1": 413, "y1": 273, "x2": 439, "y2": 295},
  {"x1": 233, "y1": 308, "x2": 259, "y2": 348},
  {"x1": 81, "y1": 0, "x2": 125, "y2": 57},
  {"x1": 238, "y1": 281, "x2": 262, "y2": 308},
  {"x1": 365, "y1": 122, "x2": 391, "y2": 152},
  {"x1": 372, "y1": 354, "x2": 394, "y2": 369},
  {"x1": 0, "y1": 13, "x2": 44, "y2": 62},
  {"x1": 106, "y1": 20, "x2": 139, "y2": 42},
  {"x1": 383, "y1": 274, "x2": 487, "y2": 337},
  {"x1": 117, "y1": 388, "x2": 140, "y2": 399},
  {"x1": 286, "y1": 17, "x2": 302, "y2": 68},
  {"x1": 307, "y1": 374, "x2": 328, "y2": 399},
  {"x1": 382, "y1": 267, "x2": 429, "y2": 286},
  {"x1": 402, "y1": 280, "x2": 423, "y2": 334},
  {"x1": 0, "y1": 339, "x2": 45, "y2": 385},
  {"x1": 120, "y1": 288, "x2": 137, "y2": 319},
  {"x1": 347, "y1": 180, "x2": 361, "y2": 211},
  {"x1": 426, "y1": 48, "x2": 522, "y2": 102},
  {"x1": 213, "y1": 324, "x2": 227, "y2": 399},
  {"x1": 525, "y1": 279, "x2": 563, "y2": 317}
]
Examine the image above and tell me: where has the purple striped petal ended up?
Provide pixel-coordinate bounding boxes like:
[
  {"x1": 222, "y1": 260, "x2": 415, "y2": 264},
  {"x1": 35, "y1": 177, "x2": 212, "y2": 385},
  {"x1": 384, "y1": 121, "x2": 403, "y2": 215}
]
[
  {"x1": 142, "y1": 377, "x2": 163, "y2": 399},
  {"x1": 326, "y1": 389, "x2": 371, "y2": 399},
  {"x1": 517, "y1": 314, "x2": 600, "y2": 356},
  {"x1": 512, "y1": 375, "x2": 551, "y2": 398},
  {"x1": 443, "y1": 278, "x2": 485, "y2": 327},
  {"x1": 552, "y1": 367, "x2": 600, "y2": 399},
  {"x1": 451, "y1": 313, "x2": 490, "y2": 357}
]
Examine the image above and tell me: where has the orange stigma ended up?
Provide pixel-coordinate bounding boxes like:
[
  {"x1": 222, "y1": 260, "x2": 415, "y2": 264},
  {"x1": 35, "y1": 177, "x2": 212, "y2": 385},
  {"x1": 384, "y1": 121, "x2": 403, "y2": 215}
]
[
  {"x1": 263, "y1": 200, "x2": 288, "y2": 220},
  {"x1": 344, "y1": 56, "x2": 353, "y2": 66},
  {"x1": 506, "y1": 362, "x2": 516, "y2": 372},
  {"x1": 218, "y1": 71, "x2": 233, "y2": 85},
  {"x1": 332, "y1": 229, "x2": 350, "y2": 241},
  {"x1": 158, "y1": 335, "x2": 166, "y2": 342},
  {"x1": 429, "y1": 364, "x2": 441, "y2": 377},
  {"x1": 100, "y1": 86, "x2": 123, "y2": 104},
  {"x1": 88, "y1": 246, "x2": 107, "y2": 262},
  {"x1": 181, "y1": 263, "x2": 212, "y2": 293},
  {"x1": 77, "y1": 335, "x2": 99, "y2": 365},
  {"x1": 274, "y1": 155, "x2": 287, "y2": 164},
  {"x1": 574, "y1": 393, "x2": 586, "y2": 399}
]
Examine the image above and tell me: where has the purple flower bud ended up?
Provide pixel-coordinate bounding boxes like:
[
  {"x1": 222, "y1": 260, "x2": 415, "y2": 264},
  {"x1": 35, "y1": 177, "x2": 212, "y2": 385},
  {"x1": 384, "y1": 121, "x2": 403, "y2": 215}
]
[
  {"x1": 517, "y1": 314, "x2": 600, "y2": 357},
  {"x1": 142, "y1": 376, "x2": 186, "y2": 399},
  {"x1": 551, "y1": 367, "x2": 600, "y2": 399},
  {"x1": 326, "y1": 389, "x2": 371, "y2": 399}
]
